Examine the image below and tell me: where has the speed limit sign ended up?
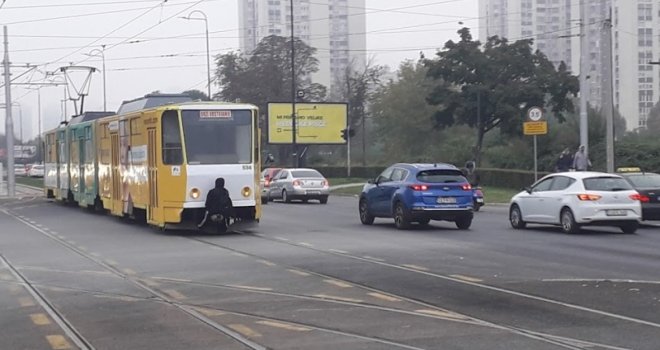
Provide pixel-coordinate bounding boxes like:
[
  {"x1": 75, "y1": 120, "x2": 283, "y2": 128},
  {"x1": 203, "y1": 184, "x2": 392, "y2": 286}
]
[{"x1": 527, "y1": 107, "x2": 544, "y2": 121}]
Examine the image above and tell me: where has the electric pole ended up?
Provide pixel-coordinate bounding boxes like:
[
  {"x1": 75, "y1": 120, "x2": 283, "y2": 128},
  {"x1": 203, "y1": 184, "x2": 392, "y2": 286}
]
[
  {"x1": 602, "y1": 11, "x2": 615, "y2": 173},
  {"x1": 3, "y1": 25, "x2": 15, "y2": 197},
  {"x1": 579, "y1": 1, "x2": 590, "y2": 157}
]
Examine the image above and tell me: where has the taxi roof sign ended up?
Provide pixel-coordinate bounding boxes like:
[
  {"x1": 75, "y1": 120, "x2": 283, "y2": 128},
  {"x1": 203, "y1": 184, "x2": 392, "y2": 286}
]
[{"x1": 616, "y1": 167, "x2": 642, "y2": 173}]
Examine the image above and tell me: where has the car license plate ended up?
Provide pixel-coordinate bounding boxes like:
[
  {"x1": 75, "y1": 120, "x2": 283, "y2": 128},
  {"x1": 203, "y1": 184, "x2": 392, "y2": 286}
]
[
  {"x1": 437, "y1": 197, "x2": 456, "y2": 204},
  {"x1": 606, "y1": 210, "x2": 627, "y2": 216},
  {"x1": 307, "y1": 191, "x2": 321, "y2": 195},
  {"x1": 476, "y1": 198, "x2": 484, "y2": 203}
]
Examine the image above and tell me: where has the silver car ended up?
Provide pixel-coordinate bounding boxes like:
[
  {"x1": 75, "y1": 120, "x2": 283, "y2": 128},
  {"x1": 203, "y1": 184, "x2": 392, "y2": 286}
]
[{"x1": 268, "y1": 168, "x2": 330, "y2": 204}]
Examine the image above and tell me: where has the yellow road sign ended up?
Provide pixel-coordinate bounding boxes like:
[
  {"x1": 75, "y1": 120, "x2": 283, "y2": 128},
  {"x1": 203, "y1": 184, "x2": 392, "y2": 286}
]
[
  {"x1": 267, "y1": 103, "x2": 348, "y2": 144},
  {"x1": 523, "y1": 121, "x2": 548, "y2": 135}
]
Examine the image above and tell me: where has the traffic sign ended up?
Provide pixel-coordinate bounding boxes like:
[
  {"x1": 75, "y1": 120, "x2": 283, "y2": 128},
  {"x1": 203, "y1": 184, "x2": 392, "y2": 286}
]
[
  {"x1": 523, "y1": 122, "x2": 548, "y2": 135},
  {"x1": 527, "y1": 107, "x2": 544, "y2": 122}
]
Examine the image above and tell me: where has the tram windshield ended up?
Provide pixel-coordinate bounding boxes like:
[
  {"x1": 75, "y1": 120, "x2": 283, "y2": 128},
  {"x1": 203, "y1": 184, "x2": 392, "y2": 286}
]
[{"x1": 181, "y1": 110, "x2": 253, "y2": 165}]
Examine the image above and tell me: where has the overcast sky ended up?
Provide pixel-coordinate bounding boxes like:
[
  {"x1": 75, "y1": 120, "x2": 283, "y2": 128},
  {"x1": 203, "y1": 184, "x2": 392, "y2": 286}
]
[{"x1": 0, "y1": 0, "x2": 477, "y2": 139}]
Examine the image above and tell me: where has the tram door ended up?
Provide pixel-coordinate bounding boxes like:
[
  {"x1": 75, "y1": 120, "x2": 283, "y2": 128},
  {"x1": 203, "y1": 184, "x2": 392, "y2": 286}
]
[
  {"x1": 147, "y1": 128, "x2": 158, "y2": 223},
  {"x1": 110, "y1": 132, "x2": 121, "y2": 215},
  {"x1": 78, "y1": 135, "x2": 85, "y2": 196}
]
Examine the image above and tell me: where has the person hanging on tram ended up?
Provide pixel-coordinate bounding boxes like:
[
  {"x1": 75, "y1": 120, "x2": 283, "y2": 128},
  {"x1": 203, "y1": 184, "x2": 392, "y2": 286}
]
[{"x1": 198, "y1": 177, "x2": 234, "y2": 233}]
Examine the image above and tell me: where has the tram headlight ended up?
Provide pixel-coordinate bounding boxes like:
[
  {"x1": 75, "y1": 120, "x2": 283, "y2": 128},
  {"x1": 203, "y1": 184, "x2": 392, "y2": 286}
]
[
  {"x1": 242, "y1": 186, "x2": 252, "y2": 198},
  {"x1": 190, "y1": 188, "x2": 201, "y2": 199}
]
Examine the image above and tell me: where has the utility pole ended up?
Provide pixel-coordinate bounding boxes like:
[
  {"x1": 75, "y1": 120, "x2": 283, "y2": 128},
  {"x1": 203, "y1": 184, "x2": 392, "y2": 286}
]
[
  {"x1": 3, "y1": 25, "x2": 15, "y2": 197},
  {"x1": 602, "y1": 10, "x2": 615, "y2": 173},
  {"x1": 289, "y1": 0, "x2": 298, "y2": 168},
  {"x1": 579, "y1": 1, "x2": 590, "y2": 156}
]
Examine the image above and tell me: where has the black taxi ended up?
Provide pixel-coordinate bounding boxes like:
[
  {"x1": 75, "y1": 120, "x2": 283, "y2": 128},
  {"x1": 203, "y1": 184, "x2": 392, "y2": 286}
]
[{"x1": 617, "y1": 167, "x2": 660, "y2": 221}]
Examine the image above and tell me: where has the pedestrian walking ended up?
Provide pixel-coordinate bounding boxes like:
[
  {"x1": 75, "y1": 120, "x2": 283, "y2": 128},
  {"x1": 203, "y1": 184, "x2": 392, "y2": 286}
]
[
  {"x1": 555, "y1": 148, "x2": 573, "y2": 172},
  {"x1": 572, "y1": 145, "x2": 592, "y2": 171}
]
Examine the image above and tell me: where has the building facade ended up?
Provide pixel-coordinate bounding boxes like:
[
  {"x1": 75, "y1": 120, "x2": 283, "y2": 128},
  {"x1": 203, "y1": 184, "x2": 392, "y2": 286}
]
[
  {"x1": 479, "y1": 0, "x2": 659, "y2": 131},
  {"x1": 238, "y1": 0, "x2": 367, "y2": 95}
]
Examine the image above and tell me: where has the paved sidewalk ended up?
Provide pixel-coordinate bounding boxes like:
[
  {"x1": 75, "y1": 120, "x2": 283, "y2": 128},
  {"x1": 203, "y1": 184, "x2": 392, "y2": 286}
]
[{"x1": 0, "y1": 183, "x2": 43, "y2": 198}]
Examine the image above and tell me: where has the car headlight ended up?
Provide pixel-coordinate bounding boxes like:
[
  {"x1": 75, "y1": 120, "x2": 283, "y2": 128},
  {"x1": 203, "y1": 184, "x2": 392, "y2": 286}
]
[
  {"x1": 242, "y1": 186, "x2": 251, "y2": 198},
  {"x1": 190, "y1": 188, "x2": 201, "y2": 199}
]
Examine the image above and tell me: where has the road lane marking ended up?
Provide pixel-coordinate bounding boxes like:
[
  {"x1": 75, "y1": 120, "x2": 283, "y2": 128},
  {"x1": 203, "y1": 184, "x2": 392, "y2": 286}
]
[
  {"x1": 30, "y1": 313, "x2": 52, "y2": 326},
  {"x1": 362, "y1": 255, "x2": 385, "y2": 262},
  {"x1": 257, "y1": 260, "x2": 276, "y2": 267},
  {"x1": 19, "y1": 297, "x2": 35, "y2": 307},
  {"x1": 93, "y1": 294, "x2": 141, "y2": 302},
  {"x1": 450, "y1": 274, "x2": 484, "y2": 283},
  {"x1": 162, "y1": 289, "x2": 187, "y2": 300},
  {"x1": 228, "y1": 285, "x2": 273, "y2": 291},
  {"x1": 231, "y1": 252, "x2": 248, "y2": 257},
  {"x1": 542, "y1": 278, "x2": 660, "y2": 285},
  {"x1": 228, "y1": 324, "x2": 262, "y2": 338},
  {"x1": 323, "y1": 279, "x2": 353, "y2": 288},
  {"x1": 416, "y1": 309, "x2": 465, "y2": 319},
  {"x1": 90, "y1": 252, "x2": 102, "y2": 258},
  {"x1": 104, "y1": 259, "x2": 118, "y2": 266},
  {"x1": 298, "y1": 242, "x2": 314, "y2": 247},
  {"x1": 152, "y1": 276, "x2": 191, "y2": 283},
  {"x1": 77, "y1": 246, "x2": 88, "y2": 252},
  {"x1": 138, "y1": 278, "x2": 160, "y2": 287},
  {"x1": 401, "y1": 264, "x2": 429, "y2": 271},
  {"x1": 368, "y1": 292, "x2": 401, "y2": 302},
  {"x1": 314, "y1": 294, "x2": 363, "y2": 303},
  {"x1": 287, "y1": 269, "x2": 310, "y2": 277},
  {"x1": 46, "y1": 335, "x2": 72, "y2": 350},
  {"x1": 328, "y1": 249, "x2": 349, "y2": 254},
  {"x1": 256, "y1": 320, "x2": 312, "y2": 332},
  {"x1": 274, "y1": 236, "x2": 290, "y2": 241},
  {"x1": 194, "y1": 307, "x2": 226, "y2": 317},
  {"x1": 122, "y1": 268, "x2": 137, "y2": 275}
]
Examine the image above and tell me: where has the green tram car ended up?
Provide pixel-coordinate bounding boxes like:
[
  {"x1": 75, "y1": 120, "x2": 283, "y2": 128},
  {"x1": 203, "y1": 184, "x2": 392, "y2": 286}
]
[{"x1": 44, "y1": 112, "x2": 114, "y2": 208}]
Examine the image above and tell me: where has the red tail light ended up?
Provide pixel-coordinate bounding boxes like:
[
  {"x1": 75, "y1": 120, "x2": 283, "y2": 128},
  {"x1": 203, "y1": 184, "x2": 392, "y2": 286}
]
[
  {"x1": 462, "y1": 184, "x2": 472, "y2": 191},
  {"x1": 630, "y1": 193, "x2": 650, "y2": 203},
  {"x1": 577, "y1": 194, "x2": 602, "y2": 201},
  {"x1": 293, "y1": 180, "x2": 301, "y2": 187},
  {"x1": 264, "y1": 179, "x2": 271, "y2": 187},
  {"x1": 321, "y1": 180, "x2": 328, "y2": 188},
  {"x1": 410, "y1": 184, "x2": 429, "y2": 191}
]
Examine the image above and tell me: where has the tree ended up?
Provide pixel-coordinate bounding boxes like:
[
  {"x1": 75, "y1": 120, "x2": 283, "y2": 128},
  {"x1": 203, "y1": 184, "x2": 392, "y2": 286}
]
[
  {"x1": 646, "y1": 100, "x2": 660, "y2": 132},
  {"x1": 424, "y1": 28, "x2": 579, "y2": 165},
  {"x1": 182, "y1": 89, "x2": 210, "y2": 101},
  {"x1": 214, "y1": 35, "x2": 327, "y2": 164},
  {"x1": 215, "y1": 35, "x2": 327, "y2": 110},
  {"x1": 335, "y1": 58, "x2": 386, "y2": 165}
]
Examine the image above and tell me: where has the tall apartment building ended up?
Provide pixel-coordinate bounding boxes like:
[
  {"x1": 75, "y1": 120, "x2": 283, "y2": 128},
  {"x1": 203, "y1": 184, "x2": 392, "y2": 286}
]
[
  {"x1": 479, "y1": 0, "x2": 658, "y2": 131},
  {"x1": 238, "y1": 0, "x2": 367, "y2": 95}
]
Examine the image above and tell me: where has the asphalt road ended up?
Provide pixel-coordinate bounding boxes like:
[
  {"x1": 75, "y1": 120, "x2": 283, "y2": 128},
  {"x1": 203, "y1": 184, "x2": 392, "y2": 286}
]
[{"x1": 1, "y1": 194, "x2": 659, "y2": 350}]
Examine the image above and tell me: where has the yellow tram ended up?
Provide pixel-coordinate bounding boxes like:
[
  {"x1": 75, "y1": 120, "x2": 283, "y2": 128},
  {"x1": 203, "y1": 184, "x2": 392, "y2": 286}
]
[{"x1": 45, "y1": 94, "x2": 262, "y2": 229}]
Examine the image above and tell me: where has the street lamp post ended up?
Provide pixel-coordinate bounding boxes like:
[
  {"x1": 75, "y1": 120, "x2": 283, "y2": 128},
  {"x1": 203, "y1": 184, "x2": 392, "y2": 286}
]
[
  {"x1": 84, "y1": 45, "x2": 107, "y2": 111},
  {"x1": 290, "y1": 0, "x2": 298, "y2": 168},
  {"x1": 181, "y1": 10, "x2": 212, "y2": 100}
]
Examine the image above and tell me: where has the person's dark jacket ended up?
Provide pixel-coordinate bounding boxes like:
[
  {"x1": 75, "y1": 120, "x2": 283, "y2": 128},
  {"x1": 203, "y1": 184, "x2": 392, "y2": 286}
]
[
  {"x1": 556, "y1": 153, "x2": 573, "y2": 172},
  {"x1": 205, "y1": 178, "x2": 233, "y2": 216}
]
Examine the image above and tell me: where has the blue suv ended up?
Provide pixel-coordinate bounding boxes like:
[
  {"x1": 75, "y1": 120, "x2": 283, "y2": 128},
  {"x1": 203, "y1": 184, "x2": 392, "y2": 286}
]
[{"x1": 359, "y1": 163, "x2": 474, "y2": 230}]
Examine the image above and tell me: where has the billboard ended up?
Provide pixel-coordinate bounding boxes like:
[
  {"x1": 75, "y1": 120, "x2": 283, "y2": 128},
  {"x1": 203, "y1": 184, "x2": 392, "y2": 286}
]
[{"x1": 267, "y1": 103, "x2": 348, "y2": 144}]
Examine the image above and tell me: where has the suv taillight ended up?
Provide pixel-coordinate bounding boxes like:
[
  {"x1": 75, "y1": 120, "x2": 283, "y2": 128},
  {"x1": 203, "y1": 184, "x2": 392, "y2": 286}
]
[{"x1": 410, "y1": 184, "x2": 428, "y2": 191}]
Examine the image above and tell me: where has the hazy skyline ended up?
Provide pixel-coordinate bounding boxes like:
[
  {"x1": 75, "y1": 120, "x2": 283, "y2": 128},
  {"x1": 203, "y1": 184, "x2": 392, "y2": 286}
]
[{"x1": 1, "y1": 0, "x2": 478, "y2": 139}]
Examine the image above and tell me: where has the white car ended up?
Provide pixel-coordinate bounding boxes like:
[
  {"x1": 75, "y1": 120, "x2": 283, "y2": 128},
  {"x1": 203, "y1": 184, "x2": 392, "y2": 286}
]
[
  {"x1": 13, "y1": 164, "x2": 27, "y2": 176},
  {"x1": 509, "y1": 172, "x2": 643, "y2": 234},
  {"x1": 28, "y1": 164, "x2": 45, "y2": 177}
]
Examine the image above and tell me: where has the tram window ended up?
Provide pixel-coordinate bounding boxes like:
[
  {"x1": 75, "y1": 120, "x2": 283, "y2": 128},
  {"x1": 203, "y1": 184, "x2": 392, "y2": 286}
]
[
  {"x1": 162, "y1": 111, "x2": 183, "y2": 165},
  {"x1": 181, "y1": 110, "x2": 252, "y2": 164}
]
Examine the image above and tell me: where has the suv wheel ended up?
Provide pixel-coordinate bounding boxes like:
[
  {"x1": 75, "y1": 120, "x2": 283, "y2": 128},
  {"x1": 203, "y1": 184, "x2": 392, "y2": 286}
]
[
  {"x1": 359, "y1": 199, "x2": 374, "y2": 225},
  {"x1": 394, "y1": 203, "x2": 411, "y2": 230},
  {"x1": 509, "y1": 205, "x2": 526, "y2": 229},
  {"x1": 455, "y1": 216, "x2": 472, "y2": 230}
]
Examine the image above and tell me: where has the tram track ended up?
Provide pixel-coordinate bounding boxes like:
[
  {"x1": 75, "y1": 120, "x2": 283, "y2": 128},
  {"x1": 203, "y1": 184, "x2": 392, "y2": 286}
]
[
  {"x1": 2, "y1": 208, "x2": 434, "y2": 350},
  {"x1": 1, "y1": 204, "x2": 642, "y2": 350},
  {"x1": 237, "y1": 230, "x2": 660, "y2": 330},
  {"x1": 188, "y1": 236, "x2": 631, "y2": 350}
]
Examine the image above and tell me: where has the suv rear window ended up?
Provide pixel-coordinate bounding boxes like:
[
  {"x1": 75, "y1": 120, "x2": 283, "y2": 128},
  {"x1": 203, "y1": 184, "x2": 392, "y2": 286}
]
[
  {"x1": 292, "y1": 170, "x2": 323, "y2": 178},
  {"x1": 416, "y1": 169, "x2": 466, "y2": 183},
  {"x1": 583, "y1": 177, "x2": 633, "y2": 191}
]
